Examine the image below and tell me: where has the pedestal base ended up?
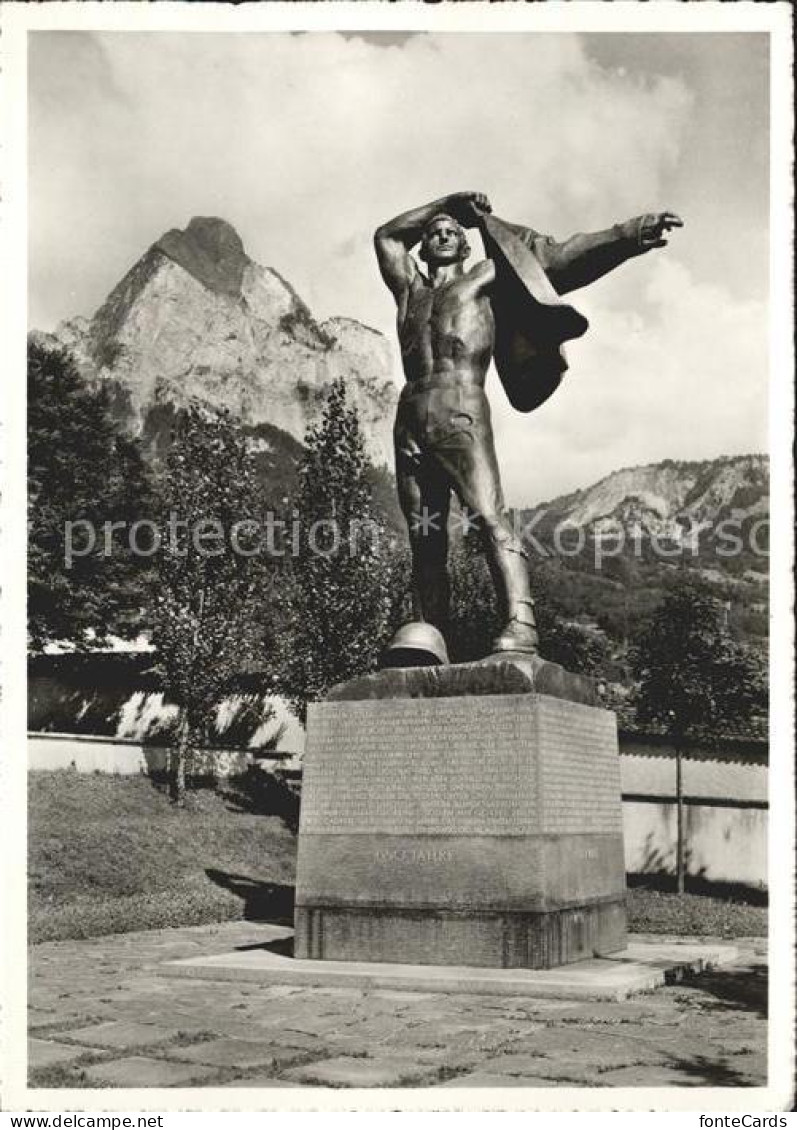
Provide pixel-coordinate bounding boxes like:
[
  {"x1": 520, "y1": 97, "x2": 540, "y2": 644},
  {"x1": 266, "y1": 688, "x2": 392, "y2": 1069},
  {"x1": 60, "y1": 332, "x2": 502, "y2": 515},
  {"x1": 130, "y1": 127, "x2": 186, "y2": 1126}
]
[
  {"x1": 162, "y1": 929, "x2": 740, "y2": 1002},
  {"x1": 295, "y1": 899, "x2": 627, "y2": 968},
  {"x1": 294, "y1": 658, "x2": 628, "y2": 970}
]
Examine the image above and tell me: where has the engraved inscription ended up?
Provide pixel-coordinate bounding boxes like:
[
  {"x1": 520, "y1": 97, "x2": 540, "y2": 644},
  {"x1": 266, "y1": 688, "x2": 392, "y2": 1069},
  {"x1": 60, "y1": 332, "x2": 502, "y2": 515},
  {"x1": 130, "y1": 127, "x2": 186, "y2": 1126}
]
[
  {"x1": 299, "y1": 694, "x2": 622, "y2": 838},
  {"x1": 301, "y1": 696, "x2": 534, "y2": 835},
  {"x1": 537, "y1": 697, "x2": 623, "y2": 835},
  {"x1": 374, "y1": 848, "x2": 453, "y2": 864}
]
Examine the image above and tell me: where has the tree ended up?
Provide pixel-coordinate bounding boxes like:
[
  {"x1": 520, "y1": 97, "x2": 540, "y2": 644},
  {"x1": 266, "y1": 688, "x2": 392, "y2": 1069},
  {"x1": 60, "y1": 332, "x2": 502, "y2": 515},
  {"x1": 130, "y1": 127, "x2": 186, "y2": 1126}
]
[
  {"x1": 275, "y1": 379, "x2": 405, "y2": 719},
  {"x1": 448, "y1": 528, "x2": 501, "y2": 663},
  {"x1": 630, "y1": 581, "x2": 766, "y2": 891},
  {"x1": 150, "y1": 408, "x2": 270, "y2": 804},
  {"x1": 27, "y1": 339, "x2": 155, "y2": 651},
  {"x1": 449, "y1": 535, "x2": 611, "y2": 674},
  {"x1": 536, "y1": 601, "x2": 612, "y2": 677}
]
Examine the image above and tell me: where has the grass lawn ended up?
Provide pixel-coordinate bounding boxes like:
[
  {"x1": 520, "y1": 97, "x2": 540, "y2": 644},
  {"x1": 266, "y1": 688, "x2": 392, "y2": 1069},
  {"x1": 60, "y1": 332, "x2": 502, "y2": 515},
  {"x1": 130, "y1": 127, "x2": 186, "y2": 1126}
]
[
  {"x1": 626, "y1": 887, "x2": 766, "y2": 939},
  {"x1": 29, "y1": 770, "x2": 767, "y2": 944},
  {"x1": 28, "y1": 769, "x2": 297, "y2": 944}
]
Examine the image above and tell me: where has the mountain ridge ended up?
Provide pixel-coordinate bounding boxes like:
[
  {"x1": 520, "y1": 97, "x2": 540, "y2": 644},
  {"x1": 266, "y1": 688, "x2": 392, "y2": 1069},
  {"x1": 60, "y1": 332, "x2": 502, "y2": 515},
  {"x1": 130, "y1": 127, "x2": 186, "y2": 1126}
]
[
  {"x1": 522, "y1": 453, "x2": 769, "y2": 546},
  {"x1": 513, "y1": 452, "x2": 769, "y2": 653}
]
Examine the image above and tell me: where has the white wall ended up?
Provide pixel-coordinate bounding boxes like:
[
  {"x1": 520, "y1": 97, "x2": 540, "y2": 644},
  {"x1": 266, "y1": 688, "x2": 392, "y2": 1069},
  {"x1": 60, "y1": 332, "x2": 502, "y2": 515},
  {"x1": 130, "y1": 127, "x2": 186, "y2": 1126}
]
[
  {"x1": 27, "y1": 732, "x2": 249, "y2": 777},
  {"x1": 623, "y1": 800, "x2": 767, "y2": 886},
  {"x1": 620, "y1": 748, "x2": 767, "y2": 804}
]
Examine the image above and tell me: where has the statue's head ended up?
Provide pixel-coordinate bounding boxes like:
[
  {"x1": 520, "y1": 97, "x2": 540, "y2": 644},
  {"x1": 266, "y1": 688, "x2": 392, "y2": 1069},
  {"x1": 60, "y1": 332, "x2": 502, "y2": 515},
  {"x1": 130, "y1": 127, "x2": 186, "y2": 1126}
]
[{"x1": 419, "y1": 214, "x2": 470, "y2": 266}]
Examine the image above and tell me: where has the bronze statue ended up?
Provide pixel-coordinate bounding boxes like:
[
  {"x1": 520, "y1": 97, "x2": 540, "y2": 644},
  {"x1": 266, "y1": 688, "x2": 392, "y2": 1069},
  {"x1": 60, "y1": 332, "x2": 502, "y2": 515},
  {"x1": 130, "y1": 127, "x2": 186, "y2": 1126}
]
[{"x1": 374, "y1": 192, "x2": 682, "y2": 662}]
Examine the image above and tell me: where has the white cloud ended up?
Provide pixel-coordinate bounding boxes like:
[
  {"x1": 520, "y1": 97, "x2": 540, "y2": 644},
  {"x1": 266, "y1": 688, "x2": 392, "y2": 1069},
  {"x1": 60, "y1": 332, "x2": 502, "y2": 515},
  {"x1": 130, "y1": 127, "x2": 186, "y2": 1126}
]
[
  {"x1": 494, "y1": 255, "x2": 768, "y2": 505},
  {"x1": 28, "y1": 31, "x2": 767, "y2": 503},
  {"x1": 29, "y1": 31, "x2": 691, "y2": 328}
]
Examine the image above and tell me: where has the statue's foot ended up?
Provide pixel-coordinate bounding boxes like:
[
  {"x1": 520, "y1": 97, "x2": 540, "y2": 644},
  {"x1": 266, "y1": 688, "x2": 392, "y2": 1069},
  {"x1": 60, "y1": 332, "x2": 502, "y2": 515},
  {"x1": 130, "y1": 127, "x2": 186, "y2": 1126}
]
[{"x1": 490, "y1": 618, "x2": 539, "y2": 655}]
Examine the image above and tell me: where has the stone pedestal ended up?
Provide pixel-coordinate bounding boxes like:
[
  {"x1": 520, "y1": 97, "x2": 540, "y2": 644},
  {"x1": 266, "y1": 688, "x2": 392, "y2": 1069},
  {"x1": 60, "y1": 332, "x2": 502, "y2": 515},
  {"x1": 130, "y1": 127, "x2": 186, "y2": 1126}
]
[{"x1": 294, "y1": 657, "x2": 627, "y2": 969}]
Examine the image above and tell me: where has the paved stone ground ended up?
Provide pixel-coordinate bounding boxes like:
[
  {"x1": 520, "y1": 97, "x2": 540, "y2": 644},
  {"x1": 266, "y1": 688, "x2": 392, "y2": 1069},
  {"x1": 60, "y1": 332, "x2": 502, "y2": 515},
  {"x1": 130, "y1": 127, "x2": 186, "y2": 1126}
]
[{"x1": 28, "y1": 922, "x2": 767, "y2": 1091}]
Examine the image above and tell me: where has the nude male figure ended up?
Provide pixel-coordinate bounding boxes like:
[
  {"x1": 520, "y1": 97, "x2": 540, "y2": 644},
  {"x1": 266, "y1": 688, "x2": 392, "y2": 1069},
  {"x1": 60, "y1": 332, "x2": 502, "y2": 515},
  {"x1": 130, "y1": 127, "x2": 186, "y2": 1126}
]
[{"x1": 374, "y1": 191, "x2": 682, "y2": 657}]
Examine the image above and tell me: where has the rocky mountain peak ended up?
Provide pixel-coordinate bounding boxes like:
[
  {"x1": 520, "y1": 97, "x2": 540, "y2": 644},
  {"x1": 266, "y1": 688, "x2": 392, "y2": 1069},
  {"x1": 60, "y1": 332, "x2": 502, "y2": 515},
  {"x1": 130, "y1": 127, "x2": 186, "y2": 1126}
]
[
  {"x1": 35, "y1": 217, "x2": 400, "y2": 466},
  {"x1": 155, "y1": 216, "x2": 248, "y2": 298}
]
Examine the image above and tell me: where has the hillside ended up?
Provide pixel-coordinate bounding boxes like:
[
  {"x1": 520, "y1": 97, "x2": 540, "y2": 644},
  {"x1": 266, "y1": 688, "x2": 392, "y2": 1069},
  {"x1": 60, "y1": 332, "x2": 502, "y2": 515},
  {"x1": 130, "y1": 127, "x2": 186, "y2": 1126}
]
[
  {"x1": 527, "y1": 455, "x2": 768, "y2": 548},
  {"x1": 518, "y1": 455, "x2": 769, "y2": 652}
]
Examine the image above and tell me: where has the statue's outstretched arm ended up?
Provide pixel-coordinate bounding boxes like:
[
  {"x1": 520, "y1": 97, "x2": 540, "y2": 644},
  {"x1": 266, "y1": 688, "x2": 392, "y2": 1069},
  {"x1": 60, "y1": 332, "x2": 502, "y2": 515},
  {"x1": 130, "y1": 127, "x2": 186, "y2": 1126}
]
[{"x1": 504, "y1": 213, "x2": 683, "y2": 295}]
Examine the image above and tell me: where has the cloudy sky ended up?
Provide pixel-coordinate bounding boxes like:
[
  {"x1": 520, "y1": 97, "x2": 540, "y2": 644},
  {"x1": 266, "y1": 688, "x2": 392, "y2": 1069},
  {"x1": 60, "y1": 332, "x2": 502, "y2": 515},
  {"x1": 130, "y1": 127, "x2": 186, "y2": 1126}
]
[{"x1": 28, "y1": 30, "x2": 770, "y2": 505}]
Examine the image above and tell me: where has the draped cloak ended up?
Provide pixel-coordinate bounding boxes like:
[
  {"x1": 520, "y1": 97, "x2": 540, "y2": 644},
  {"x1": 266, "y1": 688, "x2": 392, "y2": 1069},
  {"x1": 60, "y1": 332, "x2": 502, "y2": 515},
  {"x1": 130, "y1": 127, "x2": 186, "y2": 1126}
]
[
  {"x1": 480, "y1": 212, "x2": 650, "y2": 414},
  {"x1": 480, "y1": 213, "x2": 588, "y2": 414}
]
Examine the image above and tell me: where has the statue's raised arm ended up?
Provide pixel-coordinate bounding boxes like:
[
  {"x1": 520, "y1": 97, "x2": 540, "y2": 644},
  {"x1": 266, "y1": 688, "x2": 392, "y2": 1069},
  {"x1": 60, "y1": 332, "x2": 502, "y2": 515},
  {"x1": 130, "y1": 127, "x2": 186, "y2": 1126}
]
[{"x1": 374, "y1": 192, "x2": 493, "y2": 302}]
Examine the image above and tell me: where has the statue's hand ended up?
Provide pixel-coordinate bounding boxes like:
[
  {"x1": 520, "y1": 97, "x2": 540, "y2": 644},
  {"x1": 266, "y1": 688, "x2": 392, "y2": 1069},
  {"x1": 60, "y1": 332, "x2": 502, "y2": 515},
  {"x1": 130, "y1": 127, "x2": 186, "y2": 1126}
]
[
  {"x1": 640, "y1": 211, "x2": 684, "y2": 248},
  {"x1": 448, "y1": 191, "x2": 493, "y2": 228}
]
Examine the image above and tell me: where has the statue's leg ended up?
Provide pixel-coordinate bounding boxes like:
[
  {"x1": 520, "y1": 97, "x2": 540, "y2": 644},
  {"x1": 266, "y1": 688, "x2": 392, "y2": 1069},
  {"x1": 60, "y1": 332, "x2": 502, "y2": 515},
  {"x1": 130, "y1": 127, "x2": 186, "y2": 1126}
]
[
  {"x1": 395, "y1": 434, "x2": 452, "y2": 631},
  {"x1": 431, "y1": 386, "x2": 538, "y2": 654}
]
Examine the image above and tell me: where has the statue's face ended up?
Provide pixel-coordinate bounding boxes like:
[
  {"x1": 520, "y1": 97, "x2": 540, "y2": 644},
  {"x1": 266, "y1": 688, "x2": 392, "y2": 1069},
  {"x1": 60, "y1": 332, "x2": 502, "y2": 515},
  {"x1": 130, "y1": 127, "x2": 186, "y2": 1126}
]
[{"x1": 421, "y1": 215, "x2": 468, "y2": 265}]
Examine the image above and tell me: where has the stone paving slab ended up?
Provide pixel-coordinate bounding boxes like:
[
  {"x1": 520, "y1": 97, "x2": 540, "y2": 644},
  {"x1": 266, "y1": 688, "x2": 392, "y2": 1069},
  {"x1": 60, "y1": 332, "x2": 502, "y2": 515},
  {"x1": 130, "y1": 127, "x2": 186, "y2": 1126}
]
[
  {"x1": 492, "y1": 1028, "x2": 671, "y2": 1066},
  {"x1": 27, "y1": 1007, "x2": 63, "y2": 1028},
  {"x1": 386, "y1": 1017, "x2": 536, "y2": 1052},
  {"x1": 213, "y1": 1028, "x2": 327, "y2": 1053},
  {"x1": 164, "y1": 1038, "x2": 298, "y2": 1070},
  {"x1": 281, "y1": 1055, "x2": 442, "y2": 1088},
  {"x1": 588, "y1": 1066, "x2": 708, "y2": 1088},
  {"x1": 59, "y1": 1020, "x2": 184, "y2": 1049},
  {"x1": 28, "y1": 1038, "x2": 105, "y2": 1069},
  {"x1": 552, "y1": 1000, "x2": 670, "y2": 1025},
  {"x1": 161, "y1": 935, "x2": 740, "y2": 1000},
  {"x1": 439, "y1": 1072, "x2": 565, "y2": 1088},
  {"x1": 218, "y1": 1077, "x2": 315, "y2": 1089},
  {"x1": 276, "y1": 1013, "x2": 364, "y2": 1039},
  {"x1": 481, "y1": 1041, "x2": 669, "y2": 1078},
  {"x1": 314, "y1": 1015, "x2": 413, "y2": 1047},
  {"x1": 371, "y1": 990, "x2": 438, "y2": 1003},
  {"x1": 81, "y1": 1056, "x2": 219, "y2": 1088}
]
